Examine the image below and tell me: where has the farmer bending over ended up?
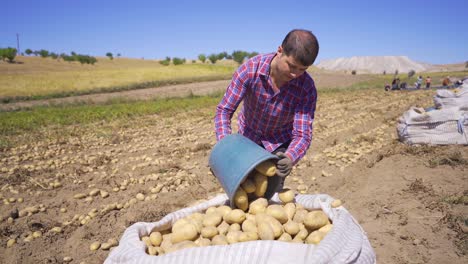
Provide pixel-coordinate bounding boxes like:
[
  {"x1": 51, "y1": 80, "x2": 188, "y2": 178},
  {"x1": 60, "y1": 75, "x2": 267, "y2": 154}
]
[{"x1": 214, "y1": 29, "x2": 319, "y2": 185}]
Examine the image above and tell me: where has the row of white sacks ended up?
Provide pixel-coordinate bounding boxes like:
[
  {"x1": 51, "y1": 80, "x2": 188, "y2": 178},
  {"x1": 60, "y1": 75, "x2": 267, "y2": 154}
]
[
  {"x1": 398, "y1": 81, "x2": 468, "y2": 145},
  {"x1": 105, "y1": 193, "x2": 376, "y2": 264}
]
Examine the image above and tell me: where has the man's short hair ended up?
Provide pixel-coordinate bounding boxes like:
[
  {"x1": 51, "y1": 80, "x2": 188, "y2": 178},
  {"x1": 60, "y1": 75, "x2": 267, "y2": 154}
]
[{"x1": 281, "y1": 29, "x2": 319, "y2": 66}]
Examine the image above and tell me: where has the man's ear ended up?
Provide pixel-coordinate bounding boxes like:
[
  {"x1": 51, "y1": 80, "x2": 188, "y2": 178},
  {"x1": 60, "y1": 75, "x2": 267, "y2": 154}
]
[{"x1": 276, "y1": 46, "x2": 283, "y2": 55}]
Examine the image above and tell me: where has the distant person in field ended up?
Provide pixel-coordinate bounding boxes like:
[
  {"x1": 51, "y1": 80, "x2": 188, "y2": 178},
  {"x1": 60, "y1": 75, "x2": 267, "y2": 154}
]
[
  {"x1": 215, "y1": 29, "x2": 319, "y2": 183},
  {"x1": 415, "y1": 75, "x2": 423, "y2": 89},
  {"x1": 442, "y1": 76, "x2": 451, "y2": 88},
  {"x1": 392, "y1": 78, "x2": 401, "y2": 90},
  {"x1": 425, "y1": 76, "x2": 431, "y2": 89}
]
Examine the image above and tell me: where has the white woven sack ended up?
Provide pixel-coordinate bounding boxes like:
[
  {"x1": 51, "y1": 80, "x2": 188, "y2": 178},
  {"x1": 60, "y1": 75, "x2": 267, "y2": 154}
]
[
  {"x1": 397, "y1": 106, "x2": 468, "y2": 145},
  {"x1": 105, "y1": 194, "x2": 376, "y2": 264},
  {"x1": 434, "y1": 87, "x2": 468, "y2": 109}
]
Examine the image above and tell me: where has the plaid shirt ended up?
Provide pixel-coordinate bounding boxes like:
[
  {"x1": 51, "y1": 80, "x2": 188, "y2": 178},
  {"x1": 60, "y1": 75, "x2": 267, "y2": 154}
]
[{"x1": 215, "y1": 53, "x2": 317, "y2": 164}]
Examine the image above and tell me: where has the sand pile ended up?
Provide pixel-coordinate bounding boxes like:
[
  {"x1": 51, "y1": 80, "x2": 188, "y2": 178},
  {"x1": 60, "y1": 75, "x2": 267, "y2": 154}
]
[{"x1": 317, "y1": 56, "x2": 430, "y2": 74}]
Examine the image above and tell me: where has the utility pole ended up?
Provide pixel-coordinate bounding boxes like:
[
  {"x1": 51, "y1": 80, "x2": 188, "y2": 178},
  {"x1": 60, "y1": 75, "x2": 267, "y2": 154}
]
[{"x1": 16, "y1": 33, "x2": 20, "y2": 54}]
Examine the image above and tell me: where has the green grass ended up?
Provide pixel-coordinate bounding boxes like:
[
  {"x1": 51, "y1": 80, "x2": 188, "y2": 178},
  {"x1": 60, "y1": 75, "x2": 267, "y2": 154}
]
[{"x1": 0, "y1": 93, "x2": 223, "y2": 138}]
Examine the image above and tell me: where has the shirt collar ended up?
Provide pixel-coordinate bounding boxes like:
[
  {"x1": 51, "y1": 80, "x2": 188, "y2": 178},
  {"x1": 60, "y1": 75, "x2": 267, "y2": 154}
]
[{"x1": 259, "y1": 53, "x2": 276, "y2": 77}]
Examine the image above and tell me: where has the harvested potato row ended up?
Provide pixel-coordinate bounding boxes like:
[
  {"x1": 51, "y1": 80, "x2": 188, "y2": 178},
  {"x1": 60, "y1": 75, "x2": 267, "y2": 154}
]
[{"x1": 141, "y1": 200, "x2": 334, "y2": 256}]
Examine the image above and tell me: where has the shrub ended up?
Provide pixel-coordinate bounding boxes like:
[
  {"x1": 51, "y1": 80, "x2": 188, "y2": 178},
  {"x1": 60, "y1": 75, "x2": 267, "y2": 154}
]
[
  {"x1": 351, "y1": 70, "x2": 356, "y2": 75},
  {"x1": 159, "y1": 57, "x2": 170, "y2": 66},
  {"x1": 0, "y1": 47, "x2": 17, "y2": 63},
  {"x1": 198, "y1": 54, "x2": 206, "y2": 63},
  {"x1": 172, "y1": 57, "x2": 185, "y2": 65},
  {"x1": 25, "y1": 49, "x2": 33, "y2": 55},
  {"x1": 232, "y1": 50, "x2": 249, "y2": 64},
  {"x1": 217, "y1": 51, "x2": 228, "y2": 60},
  {"x1": 408, "y1": 70, "x2": 415, "y2": 78},
  {"x1": 39, "y1": 49, "x2": 49, "y2": 58},
  {"x1": 208, "y1": 54, "x2": 218, "y2": 64}
]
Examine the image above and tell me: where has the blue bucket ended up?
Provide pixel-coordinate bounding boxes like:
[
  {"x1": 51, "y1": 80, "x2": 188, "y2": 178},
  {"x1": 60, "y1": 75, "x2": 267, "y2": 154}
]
[{"x1": 209, "y1": 134, "x2": 280, "y2": 207}]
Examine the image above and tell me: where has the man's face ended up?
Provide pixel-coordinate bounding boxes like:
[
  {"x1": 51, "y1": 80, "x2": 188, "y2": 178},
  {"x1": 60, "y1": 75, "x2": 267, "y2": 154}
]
[{"x1": 276, "y1": 47, "x2": 309, "y2": 81}]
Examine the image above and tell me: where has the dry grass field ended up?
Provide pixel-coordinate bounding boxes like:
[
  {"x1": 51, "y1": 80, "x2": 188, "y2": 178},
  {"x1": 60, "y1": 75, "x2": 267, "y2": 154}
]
[{"x1": 0, "y1": 57, "x2": 467, "y2": 264}]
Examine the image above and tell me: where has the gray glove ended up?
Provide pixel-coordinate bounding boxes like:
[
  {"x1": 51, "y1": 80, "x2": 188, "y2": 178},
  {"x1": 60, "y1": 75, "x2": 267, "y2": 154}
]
[{"x1": 276, "y1": 152, "x2": 292, "y2": 178}]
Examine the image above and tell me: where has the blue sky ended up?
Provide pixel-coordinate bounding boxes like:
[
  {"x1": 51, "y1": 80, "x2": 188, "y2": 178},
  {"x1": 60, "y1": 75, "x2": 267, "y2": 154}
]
[{"x1": 2, "y1": 0, "x2": 467, "y2": 64}]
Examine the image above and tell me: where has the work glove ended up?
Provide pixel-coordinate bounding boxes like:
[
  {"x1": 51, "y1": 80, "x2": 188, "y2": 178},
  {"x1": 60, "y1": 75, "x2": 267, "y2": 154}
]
[{"x1": 275, "y1": 152, "x2": 292, "y2": 178}]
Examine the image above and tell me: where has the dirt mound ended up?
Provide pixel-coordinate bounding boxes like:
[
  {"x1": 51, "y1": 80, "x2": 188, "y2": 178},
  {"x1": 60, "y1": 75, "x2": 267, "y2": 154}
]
[{"x1": 317, "y1": 56, "x2": 430, "y2": 74}]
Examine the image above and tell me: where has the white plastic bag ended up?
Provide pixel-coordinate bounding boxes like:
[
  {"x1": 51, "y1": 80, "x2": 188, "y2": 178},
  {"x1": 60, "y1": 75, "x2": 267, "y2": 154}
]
[
  {"x1": 105, "y1": 194, "x2": 376, "y2": 264},
  {"x1": 397, "y1": 106, "x2": 468, "y2": 145}
]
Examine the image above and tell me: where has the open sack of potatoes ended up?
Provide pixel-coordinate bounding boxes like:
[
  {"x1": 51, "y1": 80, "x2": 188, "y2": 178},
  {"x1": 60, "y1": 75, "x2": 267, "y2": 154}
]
[{"x1": 104, "y1": 193, "x2": 376, "y2": 264}]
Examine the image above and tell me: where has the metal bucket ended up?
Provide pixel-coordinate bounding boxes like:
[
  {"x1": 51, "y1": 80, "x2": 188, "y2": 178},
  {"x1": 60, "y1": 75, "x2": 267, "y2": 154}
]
[{"x1": 208, "y1": 134, "x2": 280, "y2": 207}]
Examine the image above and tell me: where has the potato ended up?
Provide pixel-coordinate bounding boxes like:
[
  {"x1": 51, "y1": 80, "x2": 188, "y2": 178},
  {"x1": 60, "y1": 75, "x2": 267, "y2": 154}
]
[
  {"x1": 238, "y1": 231, "x2": 258, "y2": 242},
  {"x1": 241, "y1": 178, "x2": 256, "y2": 193},
  {"x1": 257, "y1": 222, "x2": 275, "y2": 240},
  {"x1": 331, "y1": 199, "x2": 342, "y2": 208},
  {"x1": 6, "y1": 238, "x2": 16, "y2": 248},
  {"x1": 293, "y1": 209, "x2": 308, "y2": 223},
  {"x1": 205, "y1": 207, "x2": 218, "y2": 215},
  {"x1": 203, "y1": 214, "x2": 222, "y2": 227},
  {"x1": 217, "y1": 221, "x2": 230, "y2": 236},
  {"x1": 141, "y1": 236, "x2": 152, "y2": 247},
  {"x1": 277, "y1": 233, "x2": 292, "y2": 242},
  {"x1": 283, "y1": 220, "x2": 300, "y2": 236},
  {"x1": 90, "y1": 241, "x2": 101, "y2": 251},
  {"x1": 284, "y1": 203, "x2": 296, "y2": 220},
  {"x1": 147, "y1": 245, "x2": 158, "y2": 256},
  {"x1": 242, "y1": 219, "x2": 257, "y2": 233},
  {"x1": 250, "y1": 197, "x2": 268, "y2": 207},
  {"x1": 318, "y1": 224, "x2": 333, "y2": 235},
  {"x1": 248, "y1": 203, "x2": 266, "y2": 215},
  {"x1": 294, "y1": 227, "x2": 309, "y2": 241},
  {"x1": 233, "y1": 187, "x2": 248, "y2": 211},
  {"x1": 256, "y1": 214, "x2": 283, "y2": 238},
  {"x1": 172, "y1": 218, "x2": 191, "y2": 233},
  {"x1": 149, "y1": 231, "x2": 162, "y2": 247},
  {"x1": 195, "y1": 237, "x2": 211, "y2": 247},
  {"x1": 224, "y1": 209, "x2": 246, "y2": 224},
  {"x1": 228, "y1": 223, "x2": 241, "y2": 232},
  {"x1": 253, "y1": 173, "x2": 268, "y2": 197},
  {"x1": 201, "y1": 226, "x2": 218, "y2": 239},
  {"x1": 305, "y1": 230, "x2": 325, "y2": 244},
  {"x1": 255, "y1": 160, "x2": 276, "y2": 176},
  {"x1": 216, "y1": 205, "x2": 232, "y2": 218},
  {"x1": 226, "y1": 230, "x2": 242, "y2": 244},
  {"x1": 265, "y1": 204, "x2": 288, "y2": 224},
  {"x1": 304, "y1": 211, "x2": 329, "y2": 231},
  {"x1": 188, "y1": 212, "x2": 204, "y2": 223},
  {"x1": 211, "y1": 234, "x2": 228, "y2": 245},
  {"x1": 278, "y1": 189, "x2": 295, "y2": 203},
  {"x1": 171, "y1": 223, "x2": 199, "y2": 243},
  {"x1": 160, "y1": 234, "x2": 173, "y2": 252}
]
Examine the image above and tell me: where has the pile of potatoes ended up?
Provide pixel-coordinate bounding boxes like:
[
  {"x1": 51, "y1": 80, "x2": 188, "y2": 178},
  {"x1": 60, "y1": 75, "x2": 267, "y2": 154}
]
[
  {"x1": 141, "y1": 194, "x2": 339, "y2": 256},
  {"x1": 139, "y1": 160, "x2": 341, "y2": 256}
]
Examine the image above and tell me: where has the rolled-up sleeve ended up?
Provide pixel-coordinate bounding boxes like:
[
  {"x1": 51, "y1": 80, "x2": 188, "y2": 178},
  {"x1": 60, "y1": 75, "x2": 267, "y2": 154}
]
[{"x1": 285, "y1": 80, "x2": 317, "y2": 164}]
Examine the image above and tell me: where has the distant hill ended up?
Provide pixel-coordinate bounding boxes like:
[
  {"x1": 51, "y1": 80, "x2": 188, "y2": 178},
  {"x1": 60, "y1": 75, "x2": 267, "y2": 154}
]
[{"x1": 317, "y1": 56, "x2": 431, "y2": 74}]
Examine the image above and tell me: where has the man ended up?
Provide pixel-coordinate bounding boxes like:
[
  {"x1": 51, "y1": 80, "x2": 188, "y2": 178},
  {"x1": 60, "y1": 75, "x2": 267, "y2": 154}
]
[{"x1": 214, "y1": 29, "x2": 319, "y2": 181}]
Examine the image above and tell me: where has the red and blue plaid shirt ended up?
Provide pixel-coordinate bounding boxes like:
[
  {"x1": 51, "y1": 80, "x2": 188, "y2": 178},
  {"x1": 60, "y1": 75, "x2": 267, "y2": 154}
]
[{"x1": 215, "y1": 53, "x2": 317, "y2": 164}]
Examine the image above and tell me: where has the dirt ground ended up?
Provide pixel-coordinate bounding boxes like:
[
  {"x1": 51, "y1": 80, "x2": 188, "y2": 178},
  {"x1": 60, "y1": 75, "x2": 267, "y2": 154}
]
[{"x1": 0, "y1": 86, "x2": 467, "y2": 264}]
